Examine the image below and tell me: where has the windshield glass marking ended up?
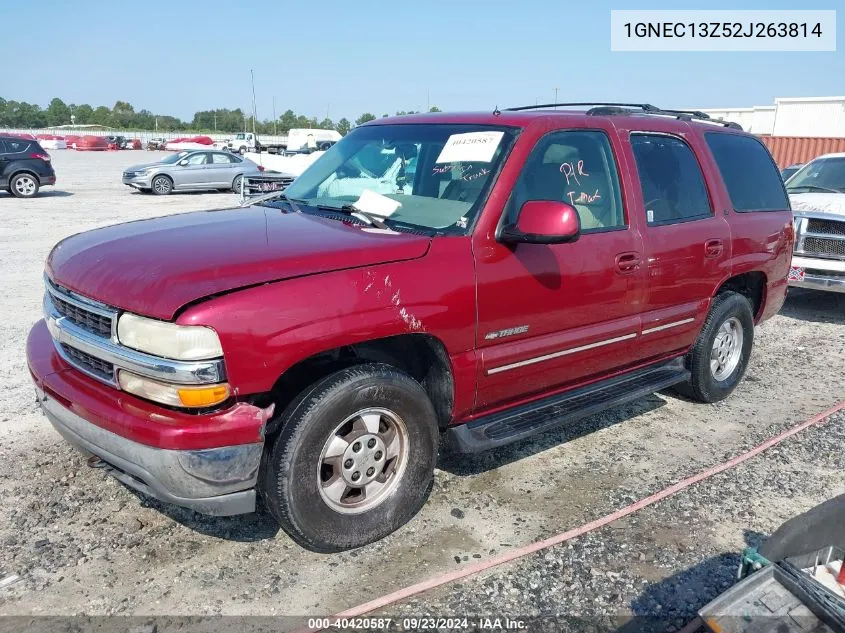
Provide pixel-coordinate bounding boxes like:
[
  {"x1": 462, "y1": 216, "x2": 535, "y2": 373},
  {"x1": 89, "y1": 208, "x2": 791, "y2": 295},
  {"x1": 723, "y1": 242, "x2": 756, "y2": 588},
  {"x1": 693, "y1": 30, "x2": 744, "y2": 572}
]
[{"x1": 435, "y1": 131, "x2": 504, "y2": 163}]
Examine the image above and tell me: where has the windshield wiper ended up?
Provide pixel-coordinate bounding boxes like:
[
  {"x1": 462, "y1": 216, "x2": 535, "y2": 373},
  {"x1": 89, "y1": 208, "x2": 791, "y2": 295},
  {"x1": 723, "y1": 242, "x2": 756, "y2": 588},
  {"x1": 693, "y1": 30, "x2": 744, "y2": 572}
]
[
  {"x1": 315, "y1": 203, "x2": 389, "y2": 229},
  {"x1": 241, "y1": 191, "x2": 305, "y2": 208},
  {"x1": 786, "y1": 184, "x2": 843, "y2": 194}
]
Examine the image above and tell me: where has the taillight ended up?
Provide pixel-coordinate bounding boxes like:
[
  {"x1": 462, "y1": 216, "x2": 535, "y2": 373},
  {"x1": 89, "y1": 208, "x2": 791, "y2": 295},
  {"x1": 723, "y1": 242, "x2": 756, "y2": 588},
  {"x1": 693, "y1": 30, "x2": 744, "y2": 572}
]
[
  {"x1": 257, "y1": 165, "x2": 265, "y2": 172},
  {"x1": 31, "y1": 153, "x2": 51, "y2": 162}
]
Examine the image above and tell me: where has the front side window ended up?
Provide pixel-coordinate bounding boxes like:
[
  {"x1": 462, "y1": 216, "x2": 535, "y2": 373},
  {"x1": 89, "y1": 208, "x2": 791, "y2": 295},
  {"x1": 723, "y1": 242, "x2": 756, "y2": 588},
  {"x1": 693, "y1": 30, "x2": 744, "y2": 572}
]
[
  {"x1": 705, "y1": 132, "x2": 789, "y2": 211},
  {"x1": 185, "y1": 152, "x2": 208, "y2": 166},
  {"x1": 504, "y1": 129, "x2": 625, "y2": 232},
  {"x1": 631, "y1": 134, "x2": 712, "y2": 225},
  {"x1": 786, "y1": 156, "x2": 845, "y2": 194},
  {"x1": 283, "y1": 124, "x2": 516, "y2": 232}
]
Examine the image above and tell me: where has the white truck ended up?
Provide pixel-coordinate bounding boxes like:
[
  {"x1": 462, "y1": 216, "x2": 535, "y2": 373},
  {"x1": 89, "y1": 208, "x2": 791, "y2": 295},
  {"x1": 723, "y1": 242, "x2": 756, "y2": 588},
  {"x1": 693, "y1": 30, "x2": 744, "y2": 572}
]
[{"x1": 227, "y1": 128, "x2": 341, "y2": 155}]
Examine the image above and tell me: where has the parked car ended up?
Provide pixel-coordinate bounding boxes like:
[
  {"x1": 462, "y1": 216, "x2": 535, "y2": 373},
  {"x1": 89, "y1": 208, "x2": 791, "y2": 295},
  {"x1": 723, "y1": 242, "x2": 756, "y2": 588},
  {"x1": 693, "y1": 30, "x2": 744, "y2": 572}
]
[
  {"x1": 780, "y1": 163, "x2": 803, "y2": 181},
  {"x1": 28, "y1": 104, "x2": 793, "y2": 552},
  {"x1": 122, "y1": 149, "x2": 267, "y2": 194},
  {"x1": 105, "y1": 135, "x2": 128, "y2": 149},
  {"x1": 784, "y1": 153, "x2": 845, "y2": 293},
  {"x1": 146, "y1": 137, "x2": 168, "y2": 151},
  {"x1": 0, "y1": 135, "x2": 56, "y2": 198}
]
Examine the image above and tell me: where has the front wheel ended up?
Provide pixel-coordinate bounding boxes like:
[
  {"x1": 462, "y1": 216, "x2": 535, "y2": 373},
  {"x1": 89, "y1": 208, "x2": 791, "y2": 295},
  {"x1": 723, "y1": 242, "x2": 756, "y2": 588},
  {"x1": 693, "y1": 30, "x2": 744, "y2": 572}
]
[
  {"x1": 261, "y1": 364, "x2": 438, "y2": 552},
  {"x1": 673, "y1": 291, "x2": 754, "y2": 403},
  {"x1": 231, "y1": 175, "x2": 243, "y2": 194},
  {"x1": 151, "y1": 175, "x2": 173, "y2": 195}
]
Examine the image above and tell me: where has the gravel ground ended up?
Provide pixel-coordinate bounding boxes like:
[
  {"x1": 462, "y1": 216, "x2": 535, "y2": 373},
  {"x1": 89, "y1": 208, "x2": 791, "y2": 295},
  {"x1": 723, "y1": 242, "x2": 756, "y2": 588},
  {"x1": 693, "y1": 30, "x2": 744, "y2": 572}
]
[{"x1": 1, "y1": 151, "x2": 844, "y2": 627}]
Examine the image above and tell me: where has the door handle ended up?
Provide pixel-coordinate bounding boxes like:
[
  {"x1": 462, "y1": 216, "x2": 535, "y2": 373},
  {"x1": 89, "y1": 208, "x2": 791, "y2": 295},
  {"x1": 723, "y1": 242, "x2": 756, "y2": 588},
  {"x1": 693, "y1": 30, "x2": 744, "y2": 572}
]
[
  {"x1": 705, "y1": 239, "x2": 724, "y2": 258},
  {"x1": 615, "y1": 252, "x2": 642, "y2": 274}
]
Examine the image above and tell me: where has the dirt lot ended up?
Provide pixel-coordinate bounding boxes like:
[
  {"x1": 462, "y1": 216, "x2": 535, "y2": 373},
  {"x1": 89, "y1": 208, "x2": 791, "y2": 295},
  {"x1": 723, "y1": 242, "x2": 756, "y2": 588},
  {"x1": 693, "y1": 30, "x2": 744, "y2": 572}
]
[{"x1": 1, "y1": 150, "x2": 844, "y2": 628}]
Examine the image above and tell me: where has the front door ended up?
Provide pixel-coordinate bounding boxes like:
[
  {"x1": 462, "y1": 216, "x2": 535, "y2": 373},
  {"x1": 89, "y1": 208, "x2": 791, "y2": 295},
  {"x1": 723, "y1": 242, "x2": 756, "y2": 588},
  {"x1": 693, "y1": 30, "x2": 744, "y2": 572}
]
[
  {"x1": 173, "y1": 151, "x2": 211, "y2": 188},
  {"x1": 474, "y1": 129, "x2": 646, "y2": 411}
]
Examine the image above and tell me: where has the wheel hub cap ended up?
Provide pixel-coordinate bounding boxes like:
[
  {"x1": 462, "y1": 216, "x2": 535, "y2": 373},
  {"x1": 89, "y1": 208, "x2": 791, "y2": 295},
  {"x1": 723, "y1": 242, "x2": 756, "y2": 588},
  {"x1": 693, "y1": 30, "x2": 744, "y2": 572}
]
[
  {"x1": 317, "y1": 408, "x2": 408, "y2": 515},
  {"x1": 710, "y1": 316, "x2": 743, "y2": 381}
]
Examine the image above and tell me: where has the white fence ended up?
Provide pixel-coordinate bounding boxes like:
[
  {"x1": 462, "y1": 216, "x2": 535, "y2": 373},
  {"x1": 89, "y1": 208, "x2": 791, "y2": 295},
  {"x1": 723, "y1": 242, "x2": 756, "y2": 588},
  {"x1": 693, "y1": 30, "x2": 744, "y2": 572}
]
[{"x1": 0, "y1": 127, "x2": 288, "y2": 145}]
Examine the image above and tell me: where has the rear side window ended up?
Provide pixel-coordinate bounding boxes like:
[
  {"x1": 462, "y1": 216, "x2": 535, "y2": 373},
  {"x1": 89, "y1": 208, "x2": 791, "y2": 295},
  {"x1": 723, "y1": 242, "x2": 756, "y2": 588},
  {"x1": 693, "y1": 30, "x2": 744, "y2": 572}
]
[
  {"x1": 705, "y1": 133, "x2": 788, "y2": 211},
  {"x1": 4, "y1": 139, "x2": 31, "y2": 153},
  {"x1": 631, "y1": 134, "x2": 712, "y2": 226}
]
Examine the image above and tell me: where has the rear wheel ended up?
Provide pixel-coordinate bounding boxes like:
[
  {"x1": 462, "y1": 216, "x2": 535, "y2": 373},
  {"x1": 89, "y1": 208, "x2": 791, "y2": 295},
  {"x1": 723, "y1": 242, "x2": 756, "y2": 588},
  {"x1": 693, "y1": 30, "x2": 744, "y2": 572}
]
[
  {"x1": 238, "y1": 146, "x2": 246, "y2": 155},
  {"x1": 10, "y1": 173, "x2": 39, "y2": 198},
  {"x1": 151, "y1": 175, "x2": 173, "y2": 195},
  {"x1": 261, "y1": 363, "x2": 438, "y2": 552},
  {"x1": 673, "y1": 291, "x2": 754, "y2": 403}
]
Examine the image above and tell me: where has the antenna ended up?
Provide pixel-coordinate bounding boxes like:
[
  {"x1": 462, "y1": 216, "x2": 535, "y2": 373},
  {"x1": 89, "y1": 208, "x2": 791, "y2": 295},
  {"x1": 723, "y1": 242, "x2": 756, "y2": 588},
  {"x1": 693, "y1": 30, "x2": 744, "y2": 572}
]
[{"x1": 250, "y1": 69, "x2": 258, "y2": 138}]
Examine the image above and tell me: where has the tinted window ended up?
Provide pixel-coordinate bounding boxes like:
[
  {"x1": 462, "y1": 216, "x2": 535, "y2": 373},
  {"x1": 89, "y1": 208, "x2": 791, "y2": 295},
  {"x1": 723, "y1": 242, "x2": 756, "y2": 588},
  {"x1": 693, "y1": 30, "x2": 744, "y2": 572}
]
[
  {"x1": 705, "y1": 133, "x2": 788, "y2": 211},
  {"x1": 631, "y1": 134, "x2": 712, "y2": 225},
  {"x1": 505, "y1": 130, "x2": 625, "y2": 231},
  {"x1": 4, "y1": 139, "x2": 32, "y2": 153}
]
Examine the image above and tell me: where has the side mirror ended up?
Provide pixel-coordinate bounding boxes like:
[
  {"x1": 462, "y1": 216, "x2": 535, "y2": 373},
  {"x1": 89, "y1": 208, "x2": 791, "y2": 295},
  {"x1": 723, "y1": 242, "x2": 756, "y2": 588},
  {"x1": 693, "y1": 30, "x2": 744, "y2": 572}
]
[
  {"x1": 499, "y1": 200, "x2": 581, "y2": 245},
  {"x1": 179, "y1": 159, "x2": 188, "y2": 166}
]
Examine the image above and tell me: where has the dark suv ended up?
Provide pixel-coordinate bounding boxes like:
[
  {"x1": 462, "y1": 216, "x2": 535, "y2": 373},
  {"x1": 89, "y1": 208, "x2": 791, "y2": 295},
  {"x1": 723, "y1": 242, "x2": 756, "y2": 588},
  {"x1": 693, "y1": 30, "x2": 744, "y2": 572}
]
[{"x1": 1, "y1": 136, "x2": 56, "y2": 198}]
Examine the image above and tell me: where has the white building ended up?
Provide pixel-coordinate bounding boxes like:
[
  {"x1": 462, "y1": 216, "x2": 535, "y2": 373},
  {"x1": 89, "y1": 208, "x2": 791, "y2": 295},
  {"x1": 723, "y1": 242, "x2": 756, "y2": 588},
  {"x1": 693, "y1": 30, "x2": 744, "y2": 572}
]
[{"x1": 691, "y1": 96, "x2": 845, "y2": 137}]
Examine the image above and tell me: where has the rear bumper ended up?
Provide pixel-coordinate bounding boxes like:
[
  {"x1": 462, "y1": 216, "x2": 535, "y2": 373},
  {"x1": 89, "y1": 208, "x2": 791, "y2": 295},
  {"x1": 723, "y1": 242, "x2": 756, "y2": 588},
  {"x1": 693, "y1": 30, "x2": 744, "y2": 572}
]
[
  {"x1": 789, "y1": 255, "x2": 845, "y2": 294},
  {"x1": 36, "y1": 385, "x2": 260, "y2": 515}
]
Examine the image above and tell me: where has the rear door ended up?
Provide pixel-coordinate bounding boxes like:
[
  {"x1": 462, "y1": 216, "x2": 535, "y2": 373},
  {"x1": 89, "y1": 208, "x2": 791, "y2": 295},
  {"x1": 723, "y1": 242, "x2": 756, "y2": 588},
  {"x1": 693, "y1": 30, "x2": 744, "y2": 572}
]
[
  {"x1": 619, "y1": 128, "x2": 732, "y2": 361},
  {"x1": 207, "y1": 151, "x2": 239, "y2": 187},
  {"x1": 473, "y1": 127, "x2": 647, "y2": 410}
]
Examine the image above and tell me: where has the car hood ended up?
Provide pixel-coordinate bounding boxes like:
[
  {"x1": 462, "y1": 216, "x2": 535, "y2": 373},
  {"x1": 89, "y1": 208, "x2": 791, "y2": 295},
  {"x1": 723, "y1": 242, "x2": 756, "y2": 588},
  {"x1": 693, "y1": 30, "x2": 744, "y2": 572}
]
[
  {"x1": 47, "y1": 207, "x2": 431, "y2": 320},
  {"x1": 125, "y1": 162, "x2": 164, "y2": 172},
  {"x1": 789, "y1": 192, "x2": 845, "y2": 218}
]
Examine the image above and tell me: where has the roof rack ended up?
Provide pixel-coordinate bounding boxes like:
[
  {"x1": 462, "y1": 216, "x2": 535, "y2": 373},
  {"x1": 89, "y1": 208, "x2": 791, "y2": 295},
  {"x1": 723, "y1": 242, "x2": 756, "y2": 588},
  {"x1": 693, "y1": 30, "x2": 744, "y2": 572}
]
[{"x1": 503, "y1": 102, "x2": 743, "y2": 130}]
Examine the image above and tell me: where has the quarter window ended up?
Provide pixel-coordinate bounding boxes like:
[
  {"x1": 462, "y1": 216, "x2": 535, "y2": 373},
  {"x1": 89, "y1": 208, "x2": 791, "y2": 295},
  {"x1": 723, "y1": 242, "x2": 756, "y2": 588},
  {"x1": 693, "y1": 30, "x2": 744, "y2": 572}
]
[
  {"x1": 631, "y1": 134, "x2": 712, "y2": 226},
  {"x1": 705, "y1": 132, "x2": 789, "y2": 211},
  {"x1": 506, "y1": 130, "x2": 625, "y2": 231}
]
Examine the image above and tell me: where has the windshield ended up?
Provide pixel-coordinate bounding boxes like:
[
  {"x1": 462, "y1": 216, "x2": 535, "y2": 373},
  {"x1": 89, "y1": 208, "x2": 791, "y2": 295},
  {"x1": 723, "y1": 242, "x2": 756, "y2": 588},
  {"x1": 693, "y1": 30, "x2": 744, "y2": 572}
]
[
  {"x1": 160, "y1": 151, "x2": 190, "y2": 164},
  {"x1": 786, "y1": 157, "x2": 845, "y2": 193},
  {"x1": 282, "y1": 123, "x2": 516, "y2": 232},
  {"x1": 235, "y1": 133, "x2": 247, "y2": 140}
]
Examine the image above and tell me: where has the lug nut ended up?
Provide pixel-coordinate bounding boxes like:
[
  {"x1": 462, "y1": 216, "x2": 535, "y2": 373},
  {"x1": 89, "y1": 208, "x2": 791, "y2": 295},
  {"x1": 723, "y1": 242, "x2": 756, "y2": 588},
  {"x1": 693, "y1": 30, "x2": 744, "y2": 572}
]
[
  {"x1": 374, "y1": 451, "x2": 383, "y2": 460},
  {"x1": 367, "y1": 438, "x2": 377, "y2": 449},
  {"x1": 351, "y1": 471, "x2": 360, "y2": 482},
  {"x1": 366, "y1": 467, "x2": 375, "y2": 476},
  {"x1": 352, "y1": 442, "x2": 361, "y2": 452},
  {"x1": 344, "y1": 459, "x2": 353, "y2": 469}
]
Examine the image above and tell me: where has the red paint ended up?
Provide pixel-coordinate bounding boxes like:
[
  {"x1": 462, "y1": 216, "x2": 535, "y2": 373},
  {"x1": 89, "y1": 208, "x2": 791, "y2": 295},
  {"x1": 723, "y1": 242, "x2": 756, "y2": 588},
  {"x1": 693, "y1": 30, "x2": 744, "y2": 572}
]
[
  {"x1": 29, "y1": 109, "x2": 793, "y2": 451},
  {"x1": 514, "y1": 200, "x2": 579, "y2": 238}
]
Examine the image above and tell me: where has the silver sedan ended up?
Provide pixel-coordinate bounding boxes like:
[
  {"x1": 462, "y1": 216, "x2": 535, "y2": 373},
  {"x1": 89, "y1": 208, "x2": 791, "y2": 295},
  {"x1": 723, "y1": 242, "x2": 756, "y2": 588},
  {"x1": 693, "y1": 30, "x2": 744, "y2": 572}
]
[{"x1": 122, "y1": 150, "x2": 265, "y2": 195}]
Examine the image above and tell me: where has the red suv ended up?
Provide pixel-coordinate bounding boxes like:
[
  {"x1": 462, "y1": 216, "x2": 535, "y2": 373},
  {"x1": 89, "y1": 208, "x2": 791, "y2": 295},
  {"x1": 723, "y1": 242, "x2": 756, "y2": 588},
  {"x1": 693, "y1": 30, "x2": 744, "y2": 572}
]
[{"x1": 27, "y1": 104, "x2": 793, "y2": 551}]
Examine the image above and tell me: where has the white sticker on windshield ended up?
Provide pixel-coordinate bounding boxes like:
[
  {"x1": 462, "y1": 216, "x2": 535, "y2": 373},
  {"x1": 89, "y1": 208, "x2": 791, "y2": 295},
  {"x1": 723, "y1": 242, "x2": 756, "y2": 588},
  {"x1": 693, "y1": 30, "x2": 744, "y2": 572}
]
[
  {"x1": 435, "y1": 131, "x2": 504, "y2": 164},
  {"x1": 354, "y1": 189, "x2": 402, "y2": 217}
]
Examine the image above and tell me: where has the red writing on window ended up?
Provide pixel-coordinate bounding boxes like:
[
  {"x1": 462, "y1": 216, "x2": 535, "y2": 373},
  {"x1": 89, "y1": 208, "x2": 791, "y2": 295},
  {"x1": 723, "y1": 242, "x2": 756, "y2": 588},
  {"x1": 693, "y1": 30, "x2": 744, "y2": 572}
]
[
  {"x1": 567, "y1": 189, "x2": 601, "y2": 205},
  {"x1": 560, "y1": 160, "x2": 589, "y2": 186}
]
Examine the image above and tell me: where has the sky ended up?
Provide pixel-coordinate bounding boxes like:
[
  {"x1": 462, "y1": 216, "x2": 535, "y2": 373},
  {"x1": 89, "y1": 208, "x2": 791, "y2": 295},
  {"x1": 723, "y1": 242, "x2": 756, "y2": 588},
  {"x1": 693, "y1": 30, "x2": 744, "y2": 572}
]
[{"x1": 1, "y1": 0, "x2": 841, "y2": 122}]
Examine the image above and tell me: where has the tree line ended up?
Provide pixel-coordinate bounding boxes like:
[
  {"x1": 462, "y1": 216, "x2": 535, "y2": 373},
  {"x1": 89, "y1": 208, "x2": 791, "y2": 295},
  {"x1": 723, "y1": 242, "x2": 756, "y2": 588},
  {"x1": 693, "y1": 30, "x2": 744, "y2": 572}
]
[{"x1": 0, "y1": 97, "x2": 442, "y2": 136}]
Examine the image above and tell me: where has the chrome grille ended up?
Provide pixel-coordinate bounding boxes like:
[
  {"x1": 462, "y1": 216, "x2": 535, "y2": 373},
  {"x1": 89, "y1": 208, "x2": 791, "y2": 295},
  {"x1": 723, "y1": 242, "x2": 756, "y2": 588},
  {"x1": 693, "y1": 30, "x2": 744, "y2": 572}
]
[
  {"x1": 804, "y1": 237, "x2": 845, "y2": 258},
  {"x1": 807, "y1": 218, "x2": 845, "y2": 237},
  {"x1": 60, "y1": 344, "x2": 115, "y2": 382},
  {"x1": 50, "y1": 293, "x2": 113, "y2": 337}
]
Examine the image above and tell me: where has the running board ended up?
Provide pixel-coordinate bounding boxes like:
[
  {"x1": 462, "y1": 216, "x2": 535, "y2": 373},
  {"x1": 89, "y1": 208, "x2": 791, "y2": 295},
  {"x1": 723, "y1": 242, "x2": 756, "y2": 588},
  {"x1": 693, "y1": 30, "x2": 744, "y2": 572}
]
[{"x1": 447, "y1": 357, "x2": 689, "y2": 453}]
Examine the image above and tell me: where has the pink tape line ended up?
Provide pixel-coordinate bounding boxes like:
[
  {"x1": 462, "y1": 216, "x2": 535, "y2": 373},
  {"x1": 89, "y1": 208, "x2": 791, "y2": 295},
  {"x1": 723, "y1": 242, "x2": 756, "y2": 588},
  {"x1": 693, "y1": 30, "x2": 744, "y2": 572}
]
[{"x1": 334, "y1": 400, "x2": 845, "y2": 619}]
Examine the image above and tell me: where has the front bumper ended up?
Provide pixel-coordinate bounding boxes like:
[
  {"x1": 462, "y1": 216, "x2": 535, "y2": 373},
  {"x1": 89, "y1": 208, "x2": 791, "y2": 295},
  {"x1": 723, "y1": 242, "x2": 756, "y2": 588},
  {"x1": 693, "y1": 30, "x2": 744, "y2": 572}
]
[
  {"x1": 36, "y1": 385, "x2": 260, "y2": 515},
  {"x1": 789, "y1": 255, "x2": 845, "y2": 294},
  {"x1": 122, "y1": 174, "x2": 153, "y2": 188},
  {"x1": 27, "y1": 319, "x2": 273, "y2": 516}
]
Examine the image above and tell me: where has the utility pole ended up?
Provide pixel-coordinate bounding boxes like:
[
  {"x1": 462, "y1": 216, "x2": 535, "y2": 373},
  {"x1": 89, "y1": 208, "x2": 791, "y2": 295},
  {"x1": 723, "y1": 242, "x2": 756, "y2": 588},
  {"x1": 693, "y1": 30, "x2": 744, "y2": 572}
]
[
  {"x1": 250, "y1": 69, "x2": 258, "y2": 137},
  {"x1": 326, "y1": 103, "x2": 330, "y2": 123},
  {"x1": 273, "y1": 96, "x2": 277, "y2": 135},
  {"x1": 427, "y1": 89, "x2": 430, "y2": 111},
  {"x1": 213, "y1": 112, "x2": 217, "y2": 132}
]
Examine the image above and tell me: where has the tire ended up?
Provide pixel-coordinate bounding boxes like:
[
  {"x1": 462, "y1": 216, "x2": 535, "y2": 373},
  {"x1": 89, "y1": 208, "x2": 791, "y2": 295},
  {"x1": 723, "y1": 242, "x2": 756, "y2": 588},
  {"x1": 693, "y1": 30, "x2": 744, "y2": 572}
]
[
  {"x1": 673, "y1": 291, "x2": 754, "y2": 403},
  {"x1": 151, "y1": 175, "x2": 173, "y2": 195},
  {"x1": 238, "y1": 146, "x2": 246, "y2": 155},
  {"x1": 9, "y1": 173, "x2": 40, "y2": 198},
  {"x1": 231, "y1": 175, "x2": 243, "y2": 194},
  {"x1": 261, "y1": 363, "x2": 438, "y2": 552}
]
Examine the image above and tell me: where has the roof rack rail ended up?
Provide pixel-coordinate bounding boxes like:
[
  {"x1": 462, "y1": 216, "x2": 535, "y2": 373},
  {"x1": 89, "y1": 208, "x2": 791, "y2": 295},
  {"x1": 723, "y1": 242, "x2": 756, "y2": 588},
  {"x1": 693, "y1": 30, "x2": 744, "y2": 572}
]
[{"x1": 503, "y1": 102, "x2": 743, "y2": 130}]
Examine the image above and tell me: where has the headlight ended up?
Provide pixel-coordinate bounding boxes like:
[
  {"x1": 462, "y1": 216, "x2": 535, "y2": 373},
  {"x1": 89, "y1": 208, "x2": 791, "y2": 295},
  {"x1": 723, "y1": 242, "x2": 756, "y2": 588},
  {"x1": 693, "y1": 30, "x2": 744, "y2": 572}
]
[
  {"x1": 118, "y1": 370, "x2": 230, "y2": 408},
  {"x1": 117, "y1": 313, "x2": 223, "y2": 360}
]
